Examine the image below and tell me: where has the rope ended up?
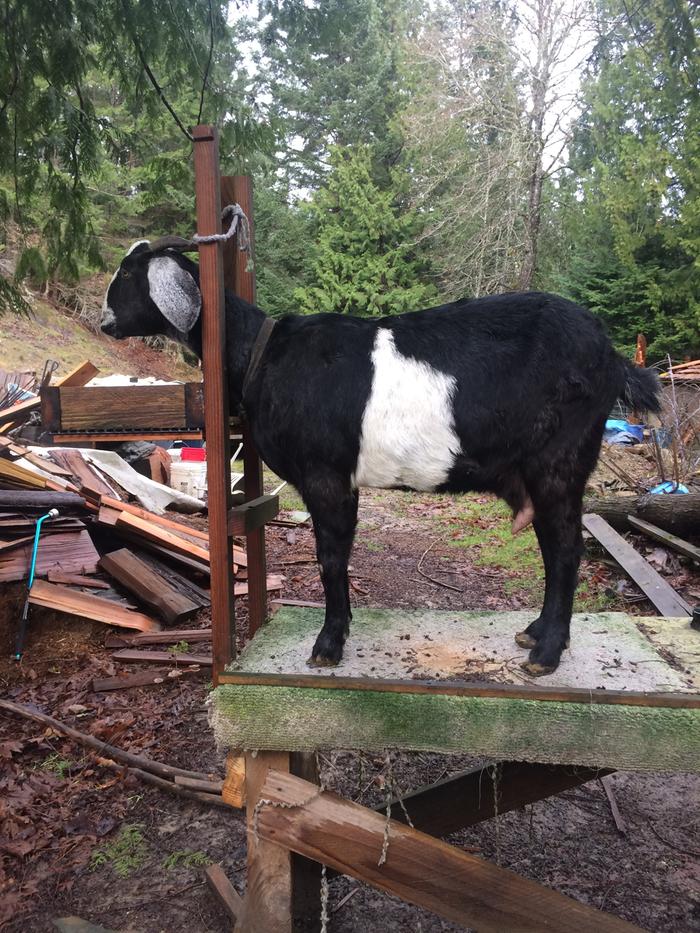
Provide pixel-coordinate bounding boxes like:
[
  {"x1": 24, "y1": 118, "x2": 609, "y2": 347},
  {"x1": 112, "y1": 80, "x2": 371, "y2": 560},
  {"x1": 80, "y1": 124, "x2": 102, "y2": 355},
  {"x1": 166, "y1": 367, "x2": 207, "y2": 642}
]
[{"x1": 192, "y1": 203, "x2": 250, "y2": 252}]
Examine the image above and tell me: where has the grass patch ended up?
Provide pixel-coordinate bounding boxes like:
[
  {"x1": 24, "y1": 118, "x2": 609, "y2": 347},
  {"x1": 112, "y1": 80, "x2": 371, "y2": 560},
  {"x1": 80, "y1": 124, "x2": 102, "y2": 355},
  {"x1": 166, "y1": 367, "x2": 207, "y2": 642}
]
[
  {"x1": 364, "y1": 541, "x2": 385, "y2": 553},
  {"x1": 231, "y1": 461, "x2": 306, "y2": 513},
  {"x1": 168, "y1": 640, "x2": 191, "y2": 655},
  {"x1": 447, "y1": 494, "x2": 544, "y2": 593},
  {"x1": 163, "y1": 850, "x2": 212, "y2": 871},
  {"x1": 37, "y1": 753, "x2": 73, "y2": 778},
  {"x1": 91, "y1": 824, "x2": 148, "y2": 878}
]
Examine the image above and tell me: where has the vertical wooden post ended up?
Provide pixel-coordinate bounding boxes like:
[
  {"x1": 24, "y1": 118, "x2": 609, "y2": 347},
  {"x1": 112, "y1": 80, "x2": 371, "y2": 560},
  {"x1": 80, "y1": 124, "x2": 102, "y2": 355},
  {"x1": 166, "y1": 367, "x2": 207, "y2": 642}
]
[
  {"x1": 193, "y1": 126, "x2": 235, "y2": 681},
  {"x1": 244, "y1": 752, "x2": 322, "y2": 933},
  {"x1": 245, "y1": 751, "x2": 294, "y2": 933},
  {"x1": 220, "y1": 174, "x2": 268, "y2": 638}
]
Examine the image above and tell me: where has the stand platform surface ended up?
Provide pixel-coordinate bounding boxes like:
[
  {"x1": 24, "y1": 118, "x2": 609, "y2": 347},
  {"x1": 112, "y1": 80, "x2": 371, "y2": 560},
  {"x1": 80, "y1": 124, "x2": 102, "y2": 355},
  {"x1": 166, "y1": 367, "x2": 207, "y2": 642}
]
[{"x1": 210, "y1": 608, "x2": 700, "y2": 771}]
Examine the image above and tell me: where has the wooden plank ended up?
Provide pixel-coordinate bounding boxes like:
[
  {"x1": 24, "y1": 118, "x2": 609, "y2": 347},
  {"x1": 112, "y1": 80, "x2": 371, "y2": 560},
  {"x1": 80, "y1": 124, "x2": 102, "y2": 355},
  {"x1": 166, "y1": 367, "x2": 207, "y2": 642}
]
[
  {"x1": 257, "y1": 770, "x2": 643, "y2": 933},
  {"x1": 245, "y1": 751, "x2": 293, "y2": 933},
  {"x1": 56, "y1": 385, "x2": 188, "y2": 431},
  {"x1": 115, "y1": 511, "x2": 212, "y2": 563},
  {"x1": 377, "y1": 761, "x2": 612, "y2": 836},
  {"x1": 101, "y1": 495, "x2": 210, "y2": 541},
  {"x1": 215, "y1": 669, "x2": 699, "y2": 709},
  {"x1": 99, "y1": 548, "x2": 199, "y2": 625},
  {"x1": 195, "y1": 126, "x2": 236, "y2": 682},
  {"x1": 228, "y1": 493, "x2": 279, "y2": 536},
  {"x1": 111, "y1": 648, "x2": 212, "y2": 665},
  {"x1": 49, "y1": 449, "x2": 115, "y2": 497},
  {"x1": 627, "y1": 515, "x2": 700, "y2": 565},
  {"x1": 184, "y1": 381, "x2": 205, "y2": 429},
  {"x1": 0, "y1": 530, "x2": 99, "y2": 583},
  {"x1": 52, "y1": 431, "x2": 205, "y2": 443},
  {"x1": 0, "y1": 395, "x2": 40, "y2": 426},
  {"x1": 233, "y1": 575, "x2": 283, "y2": 597},
  {"x1": 55, "y1": 360, "x2": 99, "y2": 387},
  {"x1": 92, "y1": 668, "x2": 203, "y2": 691},
  {"x1": 47, "y1": 569, "x2": 110, "y2": 589},
  {"x1": 29, "y1": 579, "x2": 161, "y2": 632},
  {"x1": 104, "y1": 628, "x2": 213, "y2": 648},
  {"x1": 205, "y1": 863, "x2": 245, "y2": 925},
  {"x1": 101, "y1": 494, "x2": 247, "y2": 566},
  {"x1": 582, "y1": 513, "x2": 692, "y2": 617}
]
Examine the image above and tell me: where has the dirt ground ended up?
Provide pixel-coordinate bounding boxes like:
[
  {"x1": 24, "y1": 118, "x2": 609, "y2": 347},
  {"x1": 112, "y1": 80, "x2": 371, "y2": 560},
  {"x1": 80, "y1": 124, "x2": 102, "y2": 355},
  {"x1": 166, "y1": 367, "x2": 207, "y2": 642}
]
[{"x1": 1, "y1": 486, "x2": 699, "y2": 933}]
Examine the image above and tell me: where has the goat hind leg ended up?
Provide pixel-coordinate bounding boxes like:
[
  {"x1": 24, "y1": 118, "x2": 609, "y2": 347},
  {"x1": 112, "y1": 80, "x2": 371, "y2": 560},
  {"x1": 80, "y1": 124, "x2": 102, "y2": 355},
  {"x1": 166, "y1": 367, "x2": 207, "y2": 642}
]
[{"x1": 521, "y1": 504, "x2": 583, "y2": 676}]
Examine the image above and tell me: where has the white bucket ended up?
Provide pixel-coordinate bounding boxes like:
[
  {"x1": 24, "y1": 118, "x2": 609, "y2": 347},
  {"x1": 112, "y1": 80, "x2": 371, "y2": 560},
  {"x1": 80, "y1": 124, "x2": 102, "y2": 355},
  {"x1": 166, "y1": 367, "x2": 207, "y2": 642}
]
[{"x1": 169, "y1": 458, "x2": 207, "y2": 499}]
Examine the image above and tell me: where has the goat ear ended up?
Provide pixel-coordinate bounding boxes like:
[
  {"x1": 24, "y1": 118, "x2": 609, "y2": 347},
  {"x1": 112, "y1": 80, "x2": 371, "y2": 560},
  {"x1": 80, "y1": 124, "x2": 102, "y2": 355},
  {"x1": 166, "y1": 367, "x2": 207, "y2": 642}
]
[{"x1": 147, "y1": 256, "x2": 201, "y2": 333}]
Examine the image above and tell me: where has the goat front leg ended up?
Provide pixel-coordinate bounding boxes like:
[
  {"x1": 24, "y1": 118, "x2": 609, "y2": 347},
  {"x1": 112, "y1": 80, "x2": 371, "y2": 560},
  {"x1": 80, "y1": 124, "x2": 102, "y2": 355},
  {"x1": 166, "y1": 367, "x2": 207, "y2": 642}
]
[{"x1": 303, "y1": 476, "x2": 359, "y2": 667}]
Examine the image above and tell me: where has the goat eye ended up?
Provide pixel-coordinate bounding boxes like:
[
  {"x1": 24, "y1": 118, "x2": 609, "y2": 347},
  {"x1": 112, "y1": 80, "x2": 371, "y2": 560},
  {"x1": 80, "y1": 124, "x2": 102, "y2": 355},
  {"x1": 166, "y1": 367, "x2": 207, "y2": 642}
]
[{"x1": 120, "y1": 269, "x2": 131, "y2": 279}]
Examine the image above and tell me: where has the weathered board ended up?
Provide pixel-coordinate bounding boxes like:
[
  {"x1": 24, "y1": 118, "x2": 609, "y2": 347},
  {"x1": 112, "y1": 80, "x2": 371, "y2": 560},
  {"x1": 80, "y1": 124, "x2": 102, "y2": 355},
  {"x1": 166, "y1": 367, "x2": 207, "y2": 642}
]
[
  {"x1": 41, "y1": 384, "x2": 204, "y2": 431},
  {"x1": 583, "y1": 513, "x2": 692, "y2": 617},
  {"x1": 209, "y1": 608, "x2": 700, "y2": 771}
]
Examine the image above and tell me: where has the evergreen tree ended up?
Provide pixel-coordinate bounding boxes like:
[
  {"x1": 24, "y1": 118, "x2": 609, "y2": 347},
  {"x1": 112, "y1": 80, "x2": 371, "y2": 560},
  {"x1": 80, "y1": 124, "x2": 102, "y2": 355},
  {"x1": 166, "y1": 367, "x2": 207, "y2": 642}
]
[
  {"x1": 555, "y1": 0, "x2": 700, "y2": 359},
  {"x1": 253, "y1": 0, "x2": 409, "y2": 189},
  {"x1": 295, "y1": 146, "x2": 436, "y2": 316},
  {"x1": 0, "y1": 0, "x2": 271, "y2": 306}
]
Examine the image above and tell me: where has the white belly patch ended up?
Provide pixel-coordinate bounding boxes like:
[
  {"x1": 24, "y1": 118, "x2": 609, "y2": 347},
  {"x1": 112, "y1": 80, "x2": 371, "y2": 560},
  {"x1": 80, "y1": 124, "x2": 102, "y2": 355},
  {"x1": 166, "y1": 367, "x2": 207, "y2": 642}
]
[{"x1": 353, "y1": 328, "x2": 462, "y2": 491}]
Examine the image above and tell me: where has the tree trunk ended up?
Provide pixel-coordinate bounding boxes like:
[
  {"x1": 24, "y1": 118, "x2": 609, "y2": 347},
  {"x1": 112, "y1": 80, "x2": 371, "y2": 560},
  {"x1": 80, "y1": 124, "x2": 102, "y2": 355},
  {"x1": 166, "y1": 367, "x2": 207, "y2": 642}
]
[{"x1": 583, "y1": 493, "x2": 700, "y2": 537}]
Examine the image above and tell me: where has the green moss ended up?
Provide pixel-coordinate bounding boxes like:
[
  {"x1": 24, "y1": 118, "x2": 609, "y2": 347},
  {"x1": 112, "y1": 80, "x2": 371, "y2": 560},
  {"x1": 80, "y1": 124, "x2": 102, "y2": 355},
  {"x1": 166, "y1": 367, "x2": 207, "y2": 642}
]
[{"x1": 91, "y1": 825, "x2": 148, "y2": 878}]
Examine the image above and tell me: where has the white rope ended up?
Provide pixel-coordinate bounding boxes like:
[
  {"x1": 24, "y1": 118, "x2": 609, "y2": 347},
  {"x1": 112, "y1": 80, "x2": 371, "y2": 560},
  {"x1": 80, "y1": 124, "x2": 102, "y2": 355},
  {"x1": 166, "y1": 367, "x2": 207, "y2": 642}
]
[{"x1": 192, "y1": 203, "x2": 250, "y2": 251}]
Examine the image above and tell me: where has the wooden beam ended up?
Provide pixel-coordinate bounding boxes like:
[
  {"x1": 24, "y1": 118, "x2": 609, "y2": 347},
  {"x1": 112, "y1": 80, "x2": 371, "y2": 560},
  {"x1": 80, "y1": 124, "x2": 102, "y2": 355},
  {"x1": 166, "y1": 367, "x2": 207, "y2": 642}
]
[
  {"x1": 29, "y1": 579, "x2": 161, "y2": 633},
  {"x1": 115, "y1": 511, "x2": 212, "y2": 564},
  {"x1": 627, "y1": 515, "x2": 700, "y2": 565},
  {"x1": 228, "y1": 494, "x2": 279, "y2": 536},
  {"x1": 99, "y1": 548, "x2": 200, "y2": 625},
  {"x1": 221, "y1": 174, "x2": 269, "y2": 639},
  {"x1": 195, "y1": 127, "x2": 236, "y2": 681},
  {"x1": 256, "y1": 770, "x2": 643, "y2": 933},
  {"x1": 55, "y1": 360, "x2": 99, "y2": 387},
  {"x1": 205, "y1": 863, "x2": 246, "y2": 925},
  {"x1": 104, "y1": 628, "x2": 212, "y2": 648},
  {"x1": 92, "y1": 668, "x2": 204, "y2": 692},
  {"x1": 377, "y1": 761, "x2": 612, "y2": 836},
  {"x1": 216, "y1": 669, "x2": 700, "y2": 709},
  {"x1": 582, "y1": 513, "x2": 692, "y2": 617},
  {"x1": 111, "y1": 648, "x2": 212, "y2": 666},
  {"x1": 52, "y1": 385, "x2": 196, "y2": 431}
]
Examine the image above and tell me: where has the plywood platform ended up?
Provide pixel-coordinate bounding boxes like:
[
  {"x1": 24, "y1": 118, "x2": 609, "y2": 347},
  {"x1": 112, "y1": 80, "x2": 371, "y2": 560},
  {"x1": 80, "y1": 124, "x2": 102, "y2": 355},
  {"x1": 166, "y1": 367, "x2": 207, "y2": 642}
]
[{"x1": 210, "y1": 608, "x2": 700, "y2": 771}]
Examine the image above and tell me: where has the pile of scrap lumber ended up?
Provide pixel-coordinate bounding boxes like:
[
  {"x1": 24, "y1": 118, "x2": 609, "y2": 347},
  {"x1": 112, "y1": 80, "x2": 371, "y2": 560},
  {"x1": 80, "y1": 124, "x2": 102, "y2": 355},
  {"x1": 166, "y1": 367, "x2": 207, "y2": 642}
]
[{"x1": 0, "y1": 435, "x2": 283, "y2": 649}]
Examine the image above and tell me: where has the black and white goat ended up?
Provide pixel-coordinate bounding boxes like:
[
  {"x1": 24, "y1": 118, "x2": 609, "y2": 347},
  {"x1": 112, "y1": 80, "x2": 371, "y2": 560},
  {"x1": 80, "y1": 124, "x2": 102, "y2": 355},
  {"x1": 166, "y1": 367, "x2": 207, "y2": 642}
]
[{"x1": 102, "y1": 242, "x2": 661, "y2": 675}]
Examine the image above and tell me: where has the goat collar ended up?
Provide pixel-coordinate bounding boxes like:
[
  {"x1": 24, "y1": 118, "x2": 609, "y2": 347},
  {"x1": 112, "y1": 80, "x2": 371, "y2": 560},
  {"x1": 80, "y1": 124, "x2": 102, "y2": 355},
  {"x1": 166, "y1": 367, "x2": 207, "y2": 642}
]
[{"x1": 242, "y1": 317, "x2": 276, "y2": 399}]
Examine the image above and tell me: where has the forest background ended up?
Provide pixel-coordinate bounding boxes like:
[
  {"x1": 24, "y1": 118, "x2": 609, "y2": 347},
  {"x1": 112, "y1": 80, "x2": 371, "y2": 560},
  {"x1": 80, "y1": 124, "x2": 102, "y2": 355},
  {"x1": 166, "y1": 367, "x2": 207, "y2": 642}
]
[{"x1": 0, "y1": 0, "x2": 698, "y2": 363}]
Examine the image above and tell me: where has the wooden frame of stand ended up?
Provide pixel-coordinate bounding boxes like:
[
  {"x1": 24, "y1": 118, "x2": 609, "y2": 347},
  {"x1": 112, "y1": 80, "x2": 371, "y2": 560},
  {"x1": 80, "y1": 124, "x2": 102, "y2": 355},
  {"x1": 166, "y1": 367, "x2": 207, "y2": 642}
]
[{"x1": 189, "y1": 126, "x2": 690, "y2": 933}]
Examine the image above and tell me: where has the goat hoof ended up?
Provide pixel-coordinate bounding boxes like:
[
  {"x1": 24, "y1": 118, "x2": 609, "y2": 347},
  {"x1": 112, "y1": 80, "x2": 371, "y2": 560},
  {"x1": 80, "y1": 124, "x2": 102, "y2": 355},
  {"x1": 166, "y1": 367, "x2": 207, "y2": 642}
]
[
  {"x1": 307, "y1": 654, "x2": 339, "y2": 668},
  {"x1": 515, "y1": 631, "x2": 537, "y2": 648},
  {"x1": 520, "y1": 659, "x2": 556, "y2": 677}
]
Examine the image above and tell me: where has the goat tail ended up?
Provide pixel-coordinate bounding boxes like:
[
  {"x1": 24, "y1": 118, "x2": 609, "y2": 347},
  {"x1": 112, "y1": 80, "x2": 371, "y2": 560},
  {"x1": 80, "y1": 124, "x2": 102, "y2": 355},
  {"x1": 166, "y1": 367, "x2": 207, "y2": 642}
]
[{"x1": 618, "y1": 356, "x2": 663, "y2": 413}]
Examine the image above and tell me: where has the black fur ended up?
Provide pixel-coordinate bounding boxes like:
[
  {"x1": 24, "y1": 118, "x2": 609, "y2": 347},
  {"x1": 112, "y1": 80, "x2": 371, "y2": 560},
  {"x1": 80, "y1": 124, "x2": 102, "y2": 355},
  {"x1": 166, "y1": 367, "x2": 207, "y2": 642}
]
[{"x1": 102, "y1": 247, "x2": 662, "y2": 675}]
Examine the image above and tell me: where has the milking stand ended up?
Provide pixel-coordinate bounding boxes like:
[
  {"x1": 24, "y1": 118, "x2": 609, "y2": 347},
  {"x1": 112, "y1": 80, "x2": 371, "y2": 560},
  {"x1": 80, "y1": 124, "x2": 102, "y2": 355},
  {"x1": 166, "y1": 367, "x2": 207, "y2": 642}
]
[{"x1": 193, "y1": 126, "x2": 699, "y2": 933}]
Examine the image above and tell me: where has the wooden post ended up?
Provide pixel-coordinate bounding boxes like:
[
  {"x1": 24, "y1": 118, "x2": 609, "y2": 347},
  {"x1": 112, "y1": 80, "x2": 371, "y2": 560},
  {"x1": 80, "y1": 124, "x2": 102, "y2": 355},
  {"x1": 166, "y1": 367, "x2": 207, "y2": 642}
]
[
  {"x1": 220, "y1": 174, "x2": 268, "y2": 638},
  {"x1": 193, "y1": 126, "x2": 236, "y2": 681},
  {"x1": 243, "y1": 752, "x2": 323, "y2": 933}
]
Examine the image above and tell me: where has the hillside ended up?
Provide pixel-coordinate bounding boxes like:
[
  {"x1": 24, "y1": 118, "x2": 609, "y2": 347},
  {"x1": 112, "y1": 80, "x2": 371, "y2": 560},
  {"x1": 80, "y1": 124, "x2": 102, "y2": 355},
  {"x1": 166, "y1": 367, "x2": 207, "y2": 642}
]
[{"x1": 0, "y1": 288, "x2": 199, "y2": 383}]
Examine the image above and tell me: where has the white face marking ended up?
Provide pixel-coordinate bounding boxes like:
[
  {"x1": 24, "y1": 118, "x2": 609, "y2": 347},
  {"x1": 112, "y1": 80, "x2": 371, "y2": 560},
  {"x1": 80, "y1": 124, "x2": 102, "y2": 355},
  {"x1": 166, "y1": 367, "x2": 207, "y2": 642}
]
[
  {"x1": 353, "y1": 328, "x2": 462, "y2": 491},
  {"x1": 126, "y1": 239, "x2": 150, "y2": 255},
  {"x1": 101, "y1": 268, "x2": 119, "y2": 328}
]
